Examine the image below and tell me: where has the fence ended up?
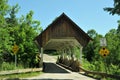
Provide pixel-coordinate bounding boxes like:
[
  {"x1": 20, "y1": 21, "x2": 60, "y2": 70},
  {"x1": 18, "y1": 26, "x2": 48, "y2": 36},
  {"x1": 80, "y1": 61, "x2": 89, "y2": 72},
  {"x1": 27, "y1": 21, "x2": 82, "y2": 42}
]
[
  {"x1": 0, "y1": 68, "x2": 42, "y2": 75},
  {"x1": 57, "y1": 63, "x2": 120, "y2": 79}
]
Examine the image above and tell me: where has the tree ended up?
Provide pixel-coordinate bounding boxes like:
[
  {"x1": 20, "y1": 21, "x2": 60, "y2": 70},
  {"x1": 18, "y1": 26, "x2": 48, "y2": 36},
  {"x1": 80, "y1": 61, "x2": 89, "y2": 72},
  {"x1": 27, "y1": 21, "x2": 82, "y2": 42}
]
[
  {"x1": 0, "y1": 0, "x2": 13, "y2": 63},
  {"x1": 117, "y1": 20, "x2": 120, "y2": 35},
  {"x1": 14, "y1": 10, "x2": 41, "y2": 67},
  {"x1": 104, "y1": 0, "x2": 120, "y2": 15},
  {"x1": 83, "y1": 29, "x2": 102, "y2": 62},
  {"x1": 0, "y1": 1, "x2": 42, "y2": 68},
  {"x1": 0, "y1": 0, "x2": 9, "y2": 16},
  {"x1": 104, "y1": 1, "x2": 120, "y2": 74},
  {"x1": 105, "y1": 29, "x2": 120, "y2": 74},
  {"x1": 104, "y1": 0, "x2": 120, "y2": 66},
  {"x1": 87, "y1": 29, "x2": 97, "y2": 39}
]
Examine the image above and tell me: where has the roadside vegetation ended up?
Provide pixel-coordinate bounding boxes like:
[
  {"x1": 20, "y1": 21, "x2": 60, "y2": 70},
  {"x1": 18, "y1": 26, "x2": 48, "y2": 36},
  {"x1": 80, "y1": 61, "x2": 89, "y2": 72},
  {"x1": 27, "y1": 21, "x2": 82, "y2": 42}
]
[
  {"x1": 0, "y1": 0, "x2": 42, "y2": 71},
  {"x1": 82, "y1": 1, "x2": 120, "y2": 79}
]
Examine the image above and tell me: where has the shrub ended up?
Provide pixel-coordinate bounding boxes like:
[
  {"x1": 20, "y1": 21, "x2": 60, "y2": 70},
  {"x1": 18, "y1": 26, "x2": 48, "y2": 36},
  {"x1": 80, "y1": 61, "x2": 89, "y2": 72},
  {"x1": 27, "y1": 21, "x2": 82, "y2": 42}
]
[{"x1": 109, "y1": 64, "x2": 120, "y2": 75}]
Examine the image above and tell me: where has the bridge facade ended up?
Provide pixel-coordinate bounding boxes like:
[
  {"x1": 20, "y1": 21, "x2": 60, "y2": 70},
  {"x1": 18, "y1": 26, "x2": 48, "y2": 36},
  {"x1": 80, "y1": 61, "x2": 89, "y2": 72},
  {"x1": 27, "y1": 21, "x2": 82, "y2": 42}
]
[{"x1": 34, "y1": 13, "x2": 92, "y2": 67}]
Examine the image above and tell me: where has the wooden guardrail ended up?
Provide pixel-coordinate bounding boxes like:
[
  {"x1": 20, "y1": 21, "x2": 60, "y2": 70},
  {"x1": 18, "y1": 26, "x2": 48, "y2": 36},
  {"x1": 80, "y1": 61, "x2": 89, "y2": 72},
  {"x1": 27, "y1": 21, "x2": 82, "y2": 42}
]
[
  {"x1": 0, "y1": 68, "x2": 42, "y2": 75},
  {"x1": 79, "y1": 66, "x2": 120, "y2": 79},
  {"x1": 57, "y1": 63, "x2": 120, "y2": 79}
]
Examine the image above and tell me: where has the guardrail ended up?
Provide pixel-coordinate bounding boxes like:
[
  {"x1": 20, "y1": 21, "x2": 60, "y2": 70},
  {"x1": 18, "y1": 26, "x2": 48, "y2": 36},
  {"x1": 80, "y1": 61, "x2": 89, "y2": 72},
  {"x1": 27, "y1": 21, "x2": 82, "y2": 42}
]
[
  {"x1": 79, "y1": 66, "x2": 120, "y2": 79},
  {"x1": 57, "y1": 63, "x2": 120, "y2": 79},
  {"x1": 0, "y1": 68, "x2": 42, "y2": 75}
]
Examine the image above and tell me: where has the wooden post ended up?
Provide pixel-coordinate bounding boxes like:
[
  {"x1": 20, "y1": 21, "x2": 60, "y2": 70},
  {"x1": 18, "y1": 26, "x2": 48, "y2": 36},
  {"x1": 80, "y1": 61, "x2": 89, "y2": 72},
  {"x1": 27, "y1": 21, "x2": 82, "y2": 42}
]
[
  {"x1": 40, "y1": 47, "x2": 43, "y2": 67},
  {"x1": 34, "y1": 40, "x2": 43, "y2": 67},
  {"x1": 68, "y1": 47, "x2": 71, "y2": 58},
  {"x1": 71, "y1": 46, "x2": 74, "y2": 60},
  {"x1": 80, "y1": 46, "x2": 83, "y2": 66}
]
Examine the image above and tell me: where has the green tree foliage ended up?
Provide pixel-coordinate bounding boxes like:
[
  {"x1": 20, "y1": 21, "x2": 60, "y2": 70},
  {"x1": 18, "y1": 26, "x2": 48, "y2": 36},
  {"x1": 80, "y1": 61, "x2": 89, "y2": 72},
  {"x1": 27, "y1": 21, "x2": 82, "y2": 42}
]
[
  {"x1": 87, "y1": 29, "x2": 97, "y2": 39},
  {"x1": 16, "y1": 11, "x2": 41, "y2": 67},
  {"x1": 0, "y1": 0, "x2": 9, "y2": 16},
  {"x1": 104, "y1": 26, "x2": 120, "y2": 76},
  {"x1": 83, "y1": 26, "x2": 120, "y2": 75},
  {"x1": 104, "y1": 0, "x2": 120, "y2": 15},
  {"x1": 117, "y1": 20, "x2": 120, "y2": 36},
  {"x1": 83, "y1": 29, "x2": 102, "y2": 62},
  {"x1": 83, "y1": 0, "x2": 120, "y2": 77},
  {"x1": 105, "y1": 29, "x2": 120, "y2": 65},
  {"x1": 104, "y1": 1, "x2": 120, "y2": 75},
  {"x1": 0, "y1": 1, "x2": 42, "y2": 68},
  {"x1": 0, "y1": 0, "x2": 13, "y2": 63}
]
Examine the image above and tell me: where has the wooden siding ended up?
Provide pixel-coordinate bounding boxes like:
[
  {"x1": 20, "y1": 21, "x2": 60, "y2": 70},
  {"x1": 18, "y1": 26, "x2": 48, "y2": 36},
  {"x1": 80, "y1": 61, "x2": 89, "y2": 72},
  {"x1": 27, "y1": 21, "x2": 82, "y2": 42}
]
[{"x1": 35, "y1": 13, "x2": 92, "y2": 49}]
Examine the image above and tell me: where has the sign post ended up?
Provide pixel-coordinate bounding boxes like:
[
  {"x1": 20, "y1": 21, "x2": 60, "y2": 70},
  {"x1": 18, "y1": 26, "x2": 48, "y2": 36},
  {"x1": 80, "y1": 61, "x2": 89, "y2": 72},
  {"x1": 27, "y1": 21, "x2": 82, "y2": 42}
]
[
  {"x1": 15, "y1": 54, "x2": 17, "y2": 68},
  {"x1": 12, "y1": 43, "x2": 19, "y2": 68},
  {"x1": 99, "y1": 37, "x2": 110, "y2": 73}
]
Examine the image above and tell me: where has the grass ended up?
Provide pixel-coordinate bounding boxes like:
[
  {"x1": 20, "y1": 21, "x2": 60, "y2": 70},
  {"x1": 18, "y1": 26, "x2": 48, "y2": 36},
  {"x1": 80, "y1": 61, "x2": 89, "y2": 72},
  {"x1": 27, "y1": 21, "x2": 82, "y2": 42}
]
[
  {"x1": 0, "y1": 62, "x2": 24, "y2": 71},
  {"x1": 0, "y1": 71, "x2": 42, "y2": 79}
]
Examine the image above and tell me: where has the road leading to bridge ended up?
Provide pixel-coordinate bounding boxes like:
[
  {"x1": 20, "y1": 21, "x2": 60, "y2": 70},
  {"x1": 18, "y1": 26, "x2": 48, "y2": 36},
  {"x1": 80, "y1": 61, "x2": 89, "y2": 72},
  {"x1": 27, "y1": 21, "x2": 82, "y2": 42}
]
[{"x1": 25, "y1": 54, "x2": 96, "y2": 80}]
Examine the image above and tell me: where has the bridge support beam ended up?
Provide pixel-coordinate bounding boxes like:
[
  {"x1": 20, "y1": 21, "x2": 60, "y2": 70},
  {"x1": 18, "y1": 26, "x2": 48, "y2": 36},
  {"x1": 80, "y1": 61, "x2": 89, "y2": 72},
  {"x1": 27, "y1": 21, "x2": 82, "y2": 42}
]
[
  {"x1": 80, "y1": 46, "x2": 83, "y2": 66},
  {"x1": 34, "y1": 40, "x2": 43, "y2": 68},
  {"x1": 40, "y1": 47, "x2": 43, "y2": 67}
]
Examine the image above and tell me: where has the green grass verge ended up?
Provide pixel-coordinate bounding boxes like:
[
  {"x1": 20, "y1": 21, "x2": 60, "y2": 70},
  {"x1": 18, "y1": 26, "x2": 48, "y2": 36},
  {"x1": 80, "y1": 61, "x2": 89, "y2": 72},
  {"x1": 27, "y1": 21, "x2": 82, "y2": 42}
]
[{"x1": 0, "y1": 71, "x2": 42, "y2": 79}]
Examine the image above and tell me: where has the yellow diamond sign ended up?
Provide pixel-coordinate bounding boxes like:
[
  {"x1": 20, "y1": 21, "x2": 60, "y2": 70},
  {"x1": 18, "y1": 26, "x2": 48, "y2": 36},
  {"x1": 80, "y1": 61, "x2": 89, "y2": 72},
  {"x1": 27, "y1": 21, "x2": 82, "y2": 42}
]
[
  {"x1": 12, "y1": 44, "x2": 19, "y2": 54},
  {"x1": 99, "y1": 47, "x2": 109, "y2": 57}
]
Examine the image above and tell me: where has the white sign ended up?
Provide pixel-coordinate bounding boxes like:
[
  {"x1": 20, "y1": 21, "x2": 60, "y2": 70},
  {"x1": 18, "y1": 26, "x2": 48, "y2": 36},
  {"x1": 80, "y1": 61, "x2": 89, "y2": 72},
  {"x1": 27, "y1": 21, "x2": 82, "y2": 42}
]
[{"x1": 100, "y1": 38, "x2": 107, "y2": 46}]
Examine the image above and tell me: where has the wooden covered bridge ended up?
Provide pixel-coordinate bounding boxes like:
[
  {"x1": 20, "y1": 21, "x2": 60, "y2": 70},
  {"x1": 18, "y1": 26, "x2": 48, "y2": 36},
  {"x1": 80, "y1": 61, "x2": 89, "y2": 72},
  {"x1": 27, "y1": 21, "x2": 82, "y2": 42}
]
[{"x1": 34, "y1": 13, "x2": 92, "y2": 67}]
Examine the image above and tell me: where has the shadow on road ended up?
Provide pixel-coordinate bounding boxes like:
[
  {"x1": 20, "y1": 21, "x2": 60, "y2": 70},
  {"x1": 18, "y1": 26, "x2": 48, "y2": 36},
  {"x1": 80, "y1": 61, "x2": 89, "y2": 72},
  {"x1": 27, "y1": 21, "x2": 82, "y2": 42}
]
[
  {"x1": 43, "y1": 62, "x2": 70, "y2": 73},
  {"x1": 6, "y1": 78, "x2": 20, "y2": 80}
]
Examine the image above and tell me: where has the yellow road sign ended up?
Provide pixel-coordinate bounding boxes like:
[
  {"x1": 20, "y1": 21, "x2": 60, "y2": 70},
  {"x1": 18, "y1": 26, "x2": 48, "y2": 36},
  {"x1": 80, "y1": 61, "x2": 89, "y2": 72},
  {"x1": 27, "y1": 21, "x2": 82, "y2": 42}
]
[
  {"x1": 12, "y1": 44, "x2": 19, "y2": 54},
  {"x1": 99, "y1": 47, "x2": 109, "y2": 57}
]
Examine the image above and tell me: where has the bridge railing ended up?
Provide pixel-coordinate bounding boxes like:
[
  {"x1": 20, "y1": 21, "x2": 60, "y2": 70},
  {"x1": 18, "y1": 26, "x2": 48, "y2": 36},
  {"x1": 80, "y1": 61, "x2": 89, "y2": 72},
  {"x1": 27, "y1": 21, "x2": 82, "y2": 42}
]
[
  {"x1": 57, "y1": 62, "x2": 120, "y2": 79},
  {"x1": 79, "y1": 66, "x2": 120, "y2": 79},
  {"x1": 0, "y1": 68, "x2": 42, "y2": 75}
]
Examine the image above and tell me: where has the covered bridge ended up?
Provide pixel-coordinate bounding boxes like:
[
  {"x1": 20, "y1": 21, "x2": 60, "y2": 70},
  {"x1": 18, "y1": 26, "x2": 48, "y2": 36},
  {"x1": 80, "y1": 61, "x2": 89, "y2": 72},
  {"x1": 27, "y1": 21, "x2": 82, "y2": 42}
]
[{"x1": 34, "y1": 13, "x2": 92, "y2": 65}]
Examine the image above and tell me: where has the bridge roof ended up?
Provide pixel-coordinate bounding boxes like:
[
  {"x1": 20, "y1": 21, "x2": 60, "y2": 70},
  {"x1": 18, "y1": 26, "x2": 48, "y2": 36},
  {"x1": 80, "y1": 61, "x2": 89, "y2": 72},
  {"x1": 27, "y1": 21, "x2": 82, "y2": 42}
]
[{"x1": 35, "y1": 13, "x2": 92, "y2": 50}]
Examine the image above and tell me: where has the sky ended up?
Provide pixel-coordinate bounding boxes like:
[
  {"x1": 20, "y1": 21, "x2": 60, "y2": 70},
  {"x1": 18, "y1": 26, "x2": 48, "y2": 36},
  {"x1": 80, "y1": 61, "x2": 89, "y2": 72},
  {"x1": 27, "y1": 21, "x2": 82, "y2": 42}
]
[{"x1": 8, "y1": 0, "x2": 120, "y2": 36}]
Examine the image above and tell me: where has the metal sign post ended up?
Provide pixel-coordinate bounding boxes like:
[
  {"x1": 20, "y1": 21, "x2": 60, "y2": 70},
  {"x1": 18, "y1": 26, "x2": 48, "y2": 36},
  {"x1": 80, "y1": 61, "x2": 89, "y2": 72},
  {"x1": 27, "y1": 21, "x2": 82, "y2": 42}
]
[
  {"x1": 12, "y1": 43, "x2": 19, "y2": 69},
  {"x1": 15, "y1": 54, "x2": 17, "y2": 68},
  {"x1": 99, "y1": 37, "x2": 109, "y2": 74}
]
